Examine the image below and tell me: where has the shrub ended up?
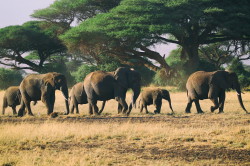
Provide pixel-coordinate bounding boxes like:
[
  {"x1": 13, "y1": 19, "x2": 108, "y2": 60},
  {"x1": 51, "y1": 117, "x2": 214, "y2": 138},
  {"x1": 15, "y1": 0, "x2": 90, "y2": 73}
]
[
  {"x1": 0, "y1": 68, "x2": 23, "y2": 90},
  {"x1": 227, "y1": 59, "x2": 250, "y2": 88},
  {"x1": 71, "y1": 65, "x2": 98, "y2": 83}
]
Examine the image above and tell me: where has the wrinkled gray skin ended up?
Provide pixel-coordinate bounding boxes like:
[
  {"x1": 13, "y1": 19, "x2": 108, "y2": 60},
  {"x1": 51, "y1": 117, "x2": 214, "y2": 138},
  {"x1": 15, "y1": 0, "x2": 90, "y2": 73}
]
[
  {"x1": 69, "y1": 82, "x2": 106, "y2": 114},
  {"x1": 185, "y1": 70, "x2": 248, "y2": 114},
  {"x1": 18, "y1": 72, "x2": 70, "y2": 116},
  {"x1": 84, "y1": 67, "x2": 141, "y2": 115},
  {"x1": 2, "y1": 86, "x2": 21, "y2": 115},
  {"x1": 139, "y1": 88, "x2": 174, "y2": 114}
]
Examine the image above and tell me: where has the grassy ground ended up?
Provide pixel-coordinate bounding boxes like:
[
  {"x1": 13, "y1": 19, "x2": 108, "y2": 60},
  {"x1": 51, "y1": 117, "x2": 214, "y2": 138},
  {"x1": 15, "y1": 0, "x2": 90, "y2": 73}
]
[{"x1": 0, "y1": 89, "x2": 250, "y2": 166}]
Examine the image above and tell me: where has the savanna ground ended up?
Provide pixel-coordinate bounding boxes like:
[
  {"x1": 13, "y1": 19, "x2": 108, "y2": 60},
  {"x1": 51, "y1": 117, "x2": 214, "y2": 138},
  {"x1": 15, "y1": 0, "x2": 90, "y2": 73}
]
[{"x1": 0, "y1": 87, "x2": 250, "y2": 166}]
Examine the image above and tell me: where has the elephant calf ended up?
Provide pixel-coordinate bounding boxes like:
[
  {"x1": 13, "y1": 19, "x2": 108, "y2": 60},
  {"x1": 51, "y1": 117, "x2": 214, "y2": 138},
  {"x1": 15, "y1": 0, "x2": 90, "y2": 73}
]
[
  {"x1": 69, "y1": 82, "x2": 106, "y2": 114},
  {"x1": 138, "y1": 88, "x2": 174, "y2": 114},
  {"x1": 2, "y1": 86, "x2": 21, "y2": 115}
]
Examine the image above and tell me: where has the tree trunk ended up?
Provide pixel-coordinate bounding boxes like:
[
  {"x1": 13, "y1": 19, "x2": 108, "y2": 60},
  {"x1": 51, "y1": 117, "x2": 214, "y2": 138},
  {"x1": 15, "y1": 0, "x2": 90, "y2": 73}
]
[{"x1": 181, "y1": 44, "x2": 200, "y2": 74}]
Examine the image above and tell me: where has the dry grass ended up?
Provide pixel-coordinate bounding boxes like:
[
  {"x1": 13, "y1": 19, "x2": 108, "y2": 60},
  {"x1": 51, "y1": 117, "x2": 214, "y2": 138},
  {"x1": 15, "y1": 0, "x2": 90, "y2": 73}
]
[{"x1": 0, "y1": 88, "x2": 250, "y2": 166}]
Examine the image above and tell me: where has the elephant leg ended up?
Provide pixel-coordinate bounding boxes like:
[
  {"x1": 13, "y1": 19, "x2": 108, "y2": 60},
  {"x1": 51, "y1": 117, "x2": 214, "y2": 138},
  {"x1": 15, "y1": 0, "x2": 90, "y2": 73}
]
[
  {"x1": 98, "y1": 101, "x2": 106, "y2": 114},
  {"x1": 11, "y1": 106, "x2": 17, "y2": 115},
  {"x1": 210, "y1": 98, "x2": 219, "y2": 113},
  {"x1": 144, "y1": 105, "x2": 149, "y2": 114},
  {"x1": 140, "y1": 104, "x2": 144, "y2": 113},
  {"x1": 117, "y1": 98, "x2": 128, "y2": 115},
  {"x1": 75, "y1": 104, "x2": 80, "y2": 114},
  {"x1": 118, "y1": 103, "x2": 122, "y2": 114},
  {"x1": 47, "y1": 93, "x2": 55, "y2": 115},
  {"x1": 194, "y1": 99, "x2": 204, "y2": 114},
  {"x1": 70, "y1": 104, "x2": 75, "y2": 114},
  {"x1": 18, "y1": 100, "x2": 26, "y2": 117},
  {"x1": 88, "y1": 103, "x2": 93, "y2": 115},
  {"x1": 185, "y1": 97, "x2": 193, "y2": 113},
  {"x1": 25, "y1": 101, "x2": 33, "y2": 116},
  {"x1": 218, "y1": 92, "x2": 225, "y2": 113},
  {"x1": 87, "y1": 99, "x2": 99, "y2": 115},
  {"x1": 2, "y1": 106, "x2": 6, "y2": 115},
  {"x1": 70, "y1": 98, "x2": 75, "y2": 114},
  {"x1": 154, "y1": 100, "x2": 162, "y2": 114}
]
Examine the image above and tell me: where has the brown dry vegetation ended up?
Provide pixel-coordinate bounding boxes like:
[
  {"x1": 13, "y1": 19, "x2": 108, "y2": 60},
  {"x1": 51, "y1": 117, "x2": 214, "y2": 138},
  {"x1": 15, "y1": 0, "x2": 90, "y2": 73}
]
[{"x1": 0, "y1": 88, "x2": 250, "y2": 166}]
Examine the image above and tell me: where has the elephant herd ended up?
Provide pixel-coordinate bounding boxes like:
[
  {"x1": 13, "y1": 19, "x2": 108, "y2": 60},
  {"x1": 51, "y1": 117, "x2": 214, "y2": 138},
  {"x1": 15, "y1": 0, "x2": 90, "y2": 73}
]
[{"x1": 1, "y1": 68, "x2": 249, "y2": 116}]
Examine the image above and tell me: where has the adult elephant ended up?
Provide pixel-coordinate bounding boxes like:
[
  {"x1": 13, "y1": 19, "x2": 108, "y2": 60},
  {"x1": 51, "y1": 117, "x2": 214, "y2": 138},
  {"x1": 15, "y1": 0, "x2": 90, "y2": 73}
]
[
  {"x1": 69, "y1": 82, "x2": 106, "y2": 114},
  {"x1": 2, "y1": 86, "x2": 21, "y2": 115},
  {"x1": 18, "y1": 72, "x2": 70, "y2": 116},
  {"x1": 84, "y1": 67, "x2": 141, "y2": 115},
  {"x1": 185, "y1": 70, "x2": 248, "y2": 114},
  {"x1": 138, "y1": 88, "x2": 174, "y2": 114}
]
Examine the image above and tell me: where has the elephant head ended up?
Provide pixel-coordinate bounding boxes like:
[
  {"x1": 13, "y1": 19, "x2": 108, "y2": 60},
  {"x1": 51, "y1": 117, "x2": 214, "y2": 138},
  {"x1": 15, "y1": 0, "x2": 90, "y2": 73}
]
[
  {"x1": 44, "y1": 72, "x2": 70, "y2": 114},
  {"x1": 216, "y1": 71, "x2": 248, "y2": 113},
  {"x1": 113, "y1": 67, "x2": 141, "y2": 109},
  {"x1": 160, "y1": 89, "x2": 174, "y2": 112}
]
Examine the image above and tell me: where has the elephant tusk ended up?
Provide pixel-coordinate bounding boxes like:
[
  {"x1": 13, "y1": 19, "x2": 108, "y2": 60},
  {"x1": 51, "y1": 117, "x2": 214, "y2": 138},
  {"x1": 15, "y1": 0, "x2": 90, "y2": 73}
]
[{"x1": 63, "y1": 95, "x2": 68, "y2": 101}]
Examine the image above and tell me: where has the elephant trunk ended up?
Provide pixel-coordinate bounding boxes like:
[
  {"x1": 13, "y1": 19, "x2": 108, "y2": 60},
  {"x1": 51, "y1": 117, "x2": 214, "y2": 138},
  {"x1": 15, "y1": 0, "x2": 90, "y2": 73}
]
[
  {"x1": 129, "y1": 86, "x2": 141, "y2": 110},
  {"x1": 60, "y1": 86, "x2": 70, "y2": 115},
  {"x1": 237, "y1": 93, "x2": 248, "y2": 113},
  {"x1": 235, "y1": 86, "x2": 248, "y2": 113}
]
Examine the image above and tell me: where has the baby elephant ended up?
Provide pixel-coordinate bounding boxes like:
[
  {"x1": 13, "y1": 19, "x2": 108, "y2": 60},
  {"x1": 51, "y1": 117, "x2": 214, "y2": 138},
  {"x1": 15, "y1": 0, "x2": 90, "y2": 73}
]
[
  {"x1": 139, "y1": 88, "x2": 174, "y2": 114},
  {"x1": 2, "y1": 86, "x2": 21, "y2": 115},
  {"x1": 69, "y1": 82, "x2": 106, "y2": 114}
]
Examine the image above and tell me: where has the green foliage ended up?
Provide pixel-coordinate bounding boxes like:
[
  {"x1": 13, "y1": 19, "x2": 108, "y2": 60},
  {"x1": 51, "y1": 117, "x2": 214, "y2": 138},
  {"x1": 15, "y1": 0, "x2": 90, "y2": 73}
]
[
  {"x1": 32, "y1": 0, "x2": 121, "y2": 27},
  {"x1": 59, "y1": 0, "x2": 250, "y2": 73},
  {"x1": 71, "y1": 65, "x2": 98, "y2": 83},
  {"x1": 0, "y1": 21, "x2": 66, "y2": 72},
  {"x1": 153, "y1": 48, "x2": 221, "y2": 90},
  {"x1": 227, "y1": 59, "x2": 250, "y2": 88},
  {"x1": 0, "y1": 68, "x2": 23, "y2": 90}
]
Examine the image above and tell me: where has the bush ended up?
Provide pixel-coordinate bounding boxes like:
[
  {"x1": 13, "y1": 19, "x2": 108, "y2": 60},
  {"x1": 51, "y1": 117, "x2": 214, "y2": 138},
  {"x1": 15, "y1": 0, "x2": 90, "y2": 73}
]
[
  {"x1": 71, "y1": 65, "x2": 98, "y2": 83},
  {"x1": 0, "y1": 68, "x2": 23, "y2": 90},
  {"x1": 227, "y1": 59, "x2": 250, "y2": 88},
  {"x1": 152, "y1": 48, "x2": 221, "y2": 90}
]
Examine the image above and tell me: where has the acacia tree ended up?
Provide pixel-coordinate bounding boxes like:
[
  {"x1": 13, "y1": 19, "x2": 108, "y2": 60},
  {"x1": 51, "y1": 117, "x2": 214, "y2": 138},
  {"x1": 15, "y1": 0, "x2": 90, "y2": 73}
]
[
  {"x1": 0, "y1": 21, "x2": 66, "y2": 72},
  {"x1": 34, "y1": 0, "x2": 250, "y2": 74}
]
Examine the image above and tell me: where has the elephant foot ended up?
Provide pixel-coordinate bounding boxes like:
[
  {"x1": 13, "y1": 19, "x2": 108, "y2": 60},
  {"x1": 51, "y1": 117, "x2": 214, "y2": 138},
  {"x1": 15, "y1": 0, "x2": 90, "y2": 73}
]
[
  {"x1": 154, "y1": 110, "x2": 160, "y2": 114},
  {"x1": 185, "y1": 110, "x2": 191, "y2": 113},
  {"x1": 210, "y1": 106, "x2": 217, "y2": 113},
  {"x1": 197, "y1": 110, "x2": 204, "y2": 114},
  {"x1": 218, "y1": 111, "x2": 224, "y2": 114}
]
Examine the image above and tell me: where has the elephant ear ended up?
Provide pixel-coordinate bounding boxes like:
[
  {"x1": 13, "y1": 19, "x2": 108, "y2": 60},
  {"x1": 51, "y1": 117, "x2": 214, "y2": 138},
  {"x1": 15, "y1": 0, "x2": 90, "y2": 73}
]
[
  {"x1": 113, "y1": 67, "x2": 130, "y2": 88},
  {"x1": 43, "y1": 73, "x2": 55, "y2": 87},
  {"x1": 210, "y1": 71, "x2": 229, "y2": 90}
]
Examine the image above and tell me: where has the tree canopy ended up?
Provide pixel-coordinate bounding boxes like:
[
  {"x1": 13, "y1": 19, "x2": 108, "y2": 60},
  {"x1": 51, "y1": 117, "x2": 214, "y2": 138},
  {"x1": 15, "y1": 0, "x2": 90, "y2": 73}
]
[
  {"x1": 59, "y1": 0, "x2": 250, "y2": 74},
  {"x1": 0, "y1": 21, "x2": 66, "y2": 72}
]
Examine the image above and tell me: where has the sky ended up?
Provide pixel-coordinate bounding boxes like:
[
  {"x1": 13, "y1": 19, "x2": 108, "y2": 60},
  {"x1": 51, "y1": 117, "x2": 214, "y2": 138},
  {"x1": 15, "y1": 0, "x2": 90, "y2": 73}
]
[{"x1": 0, "y1": 0, "x2": 55, "y2": 28}]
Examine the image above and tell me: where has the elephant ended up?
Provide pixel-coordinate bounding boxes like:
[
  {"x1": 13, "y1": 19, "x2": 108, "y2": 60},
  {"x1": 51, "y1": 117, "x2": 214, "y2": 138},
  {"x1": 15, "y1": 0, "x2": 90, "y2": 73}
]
[
  {"x1": 185, "y1": 70, "x2": 248, "y2": 114},
  {"x1": 18, "y1": 72, "x2": 70, "y2": 116},
  {"x1": 2, "y1": 86, "x2": 21, "y2": 115},
  {"x1": 69, "y1": 82, "x2": 106, "y2": 114},
  {"x1": 83, "y1": 67, "x2": 141, "y2": 115},
  {"x1": 138, "y1": 88, "x2": 174, "y2": 114}
]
